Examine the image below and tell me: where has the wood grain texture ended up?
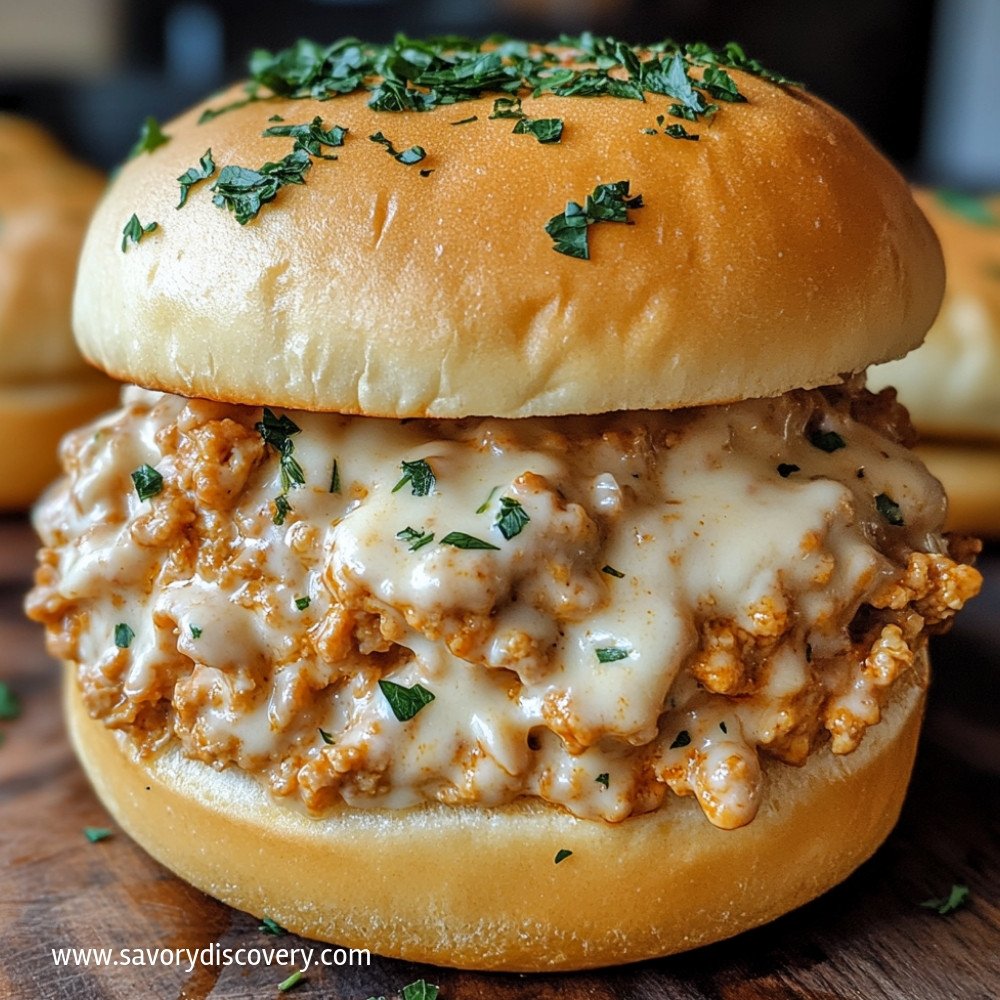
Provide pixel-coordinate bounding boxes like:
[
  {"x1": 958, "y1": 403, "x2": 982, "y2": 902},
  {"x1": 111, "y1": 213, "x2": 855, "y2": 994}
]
[{"x1": 1, "y1": 515, "x2": 998, "y2": 1000}]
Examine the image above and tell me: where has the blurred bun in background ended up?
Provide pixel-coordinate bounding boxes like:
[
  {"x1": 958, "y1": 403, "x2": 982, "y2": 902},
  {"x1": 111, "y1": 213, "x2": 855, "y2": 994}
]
[
  {"x1": 868, "y1": 189, "x2": 1000, "y2": 534},
  {"x1": 0, "y1": 114, "x2": 120, "y2": 509}
]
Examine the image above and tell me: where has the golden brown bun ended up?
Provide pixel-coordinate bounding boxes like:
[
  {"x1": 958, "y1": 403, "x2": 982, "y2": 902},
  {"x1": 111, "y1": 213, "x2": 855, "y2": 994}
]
[
  {"x1": 917, "y1": 440, "x2": 1000, "y2": 536},
  {"x1": 74, "y1": 68, "x2": 942, "y2": 417},
  {"x1": 0, "y1": 378, "x2": 121, "y2": 509},
  {"x1": 869, "y1": 190, "x2": 1000, "y2": 441},
  {"x1": 67, "y1": 652, "x2": 926, "y2": 971},
  {"x1": 0, "y1": 115, "x2": 105, "y2": 382}
]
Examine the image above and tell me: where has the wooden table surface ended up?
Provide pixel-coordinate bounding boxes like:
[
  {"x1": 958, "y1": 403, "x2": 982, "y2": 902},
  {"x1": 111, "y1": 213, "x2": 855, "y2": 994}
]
[{"x1": 1, "y1": 514, "x2": 997, "y2": 1000}]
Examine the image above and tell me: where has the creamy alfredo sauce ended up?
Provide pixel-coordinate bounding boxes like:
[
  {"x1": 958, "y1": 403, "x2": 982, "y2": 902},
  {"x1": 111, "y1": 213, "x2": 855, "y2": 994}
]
[{"x1": 29, "y1": 383, "x2": 980, "y2": 829}]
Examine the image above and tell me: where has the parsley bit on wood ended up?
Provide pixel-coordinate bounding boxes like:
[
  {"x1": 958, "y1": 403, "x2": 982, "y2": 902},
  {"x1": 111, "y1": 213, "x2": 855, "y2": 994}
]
[
  {"x1": 402, "y1": 981, "x2": 439, "y2": 1000},
  {"x1": 259, "y1": 916, "x2": 288, "y2": 935},
  {"x1": 84, "y1": 827, "x2": 113, "y2": 843},
  {"x1": 921, "y1": 884, "x2": 969, "y2": 915},
  {"x1": 0, "y1": 682, "x2": 21, "y2": 721},
  {"x1": 277, "y1": 969, "x2": 304, "y2": 992}
]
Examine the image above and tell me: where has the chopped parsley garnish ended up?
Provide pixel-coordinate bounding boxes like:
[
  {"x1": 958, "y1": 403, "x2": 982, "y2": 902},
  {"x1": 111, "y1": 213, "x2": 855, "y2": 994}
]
[
  {"x1": 719, "y1": 721, "x2": 728, "y2": 734},
  {"x1": 272, "y1": 494, "x2": 292, "y2": 525},
  {"x1": 875, "y1": 493, "x2": 905, "y2": 526},
  {"x1": 176, "y1": 149, "x2": 216, "y2": 208},
  {"x1": 268, "y1": 114, "x2": 285, "y2": 122},
  {"x1": 451, "y1": 115, "x2": 478, "y2": 125},
  {"x1": 419, "y1": 168, "x2": 434, "y2": 177},
  {"x1": 259, "y1": 916, "x2": 287, "y2": 935},
  {"x1": 402, "y1": 982, "x2": 439, "y2": 1000},
  {"x1": 131, "y1": 464, "x2": 163, "y2": 500},
  {"x1": 546, "y1": 179, "x2": 643, "y2": 259},
  {"x1": 318, "y1": 728, "x2": 336, "y2": 745},
  {"x1": 396, "y1": 526, "x2": 435, "y2": 551},
  {"x1": 476, "y1": 485, "x2": 500, "y2": 513},
  {"x1": 211, "y1": 149, "x2": 311, "y2": 224},
  {"x1": 129, "y1": 116, "x2": 170, "y2": 158},
  {"x1": 277, "y1": 969, "x2": 304, "y2": 993},
  {"x1": 392, "y1": 458, "x2": 436, "y2": 496},
  {"x1": 512, "y1": 117, "x2": 563, "y2": 143},
  {"x1": 262, "y1": 116, "x2": 347, "y2": 158},
  {"x1": 256, "y1": 409, "x2": 305, "y2": 492},
  {"x1": 554, "y1": 849, "x2": 573, "y2": 864},
  {"x1": 495, "y1": 496, "x2": 530, "y2": 539},
  {"x1": 808, "y1": 429, "x2": 846, "y2": 453},
  {"x1": 190, "y1": 625, "x2": 202, "y2": 639},
  {"x1": 489, "y1": 97, "x2": 524, "y2": 119},
  {"x1": 921, "y1": 884, "x2": 969, "y2": 915},
  {"x1": 935, "y1": 190, "x2": 1000, "y2": 227},
  {"x1": 84, "y1": 827, "x2": 113, "y2": 843},
  {"x1": 777, "y1": 463, "x2": 800, "y2": 478},
  {"x1": 198, "y1": 89, "x2": 261, "y2": 124},
  {"x1": 329, "y1": 459, "x2": 341, "y2": 494},
  {"x1": 595, "y1": 772, "x2": 610, "y2": 788},
  {"x1": 114, "y1": 623, "x2": 135, "y2": 649},
  {"x1": 595, "y1": 646, "x2": 629, "y2": 663},
  {"x1": 369, "y1": 131, "x2": 426, "y2": 164},
  {"x1": 379, "y1": 680, "x2": 435, "y2": 721},
  {"x1": 700, "y1": 65, "x2": 747, "y2": 103},
  {"x1": 206, "y1": 35, "x2": 789, "y2": 132},
  {"x1": 0, "y1": 682, "x2": 20, "y2": 720},
  {"x1": 602, "y1": 565, "x2": 625, "y2": 578},
  {"x1": 670, "y1": 730, "x2": 692, "y2": 749},
  {"x1": 121, "y1": 214, "x2": 158, "y2": 252},
  {"x1": 294, "y1": 596, "x2": 311, "y2": 611},
  {"x1": 440, "y1": 531, "x2": 500, "y2": 550},
  {"x1": 664, "y1": 123, "x2": 699, "y2": 140}
]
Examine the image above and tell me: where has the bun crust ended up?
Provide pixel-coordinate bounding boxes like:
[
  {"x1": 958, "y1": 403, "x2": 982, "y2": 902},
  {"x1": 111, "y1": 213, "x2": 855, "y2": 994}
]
[
  {"x1": 0, "y1": 115, "x2": 105, "y2": 381},
  {"x1": 67, "y1": 653, "x2": 926, "y2": 971},
  {"x1": 74, "y1": 69, "x2": 943, "y2": 417},
  {"x1": 868, "y1": 190, "x2": 1000, "y2": 441}
]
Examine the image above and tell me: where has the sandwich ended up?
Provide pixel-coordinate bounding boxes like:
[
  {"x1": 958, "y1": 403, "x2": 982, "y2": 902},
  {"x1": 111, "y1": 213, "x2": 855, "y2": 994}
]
[
  {"x1": 0, "y1": 114, "x2": 118, "y2": 508},
  {"x1": 26, "y1": 36, "x2": 982, "y2": 970},
  {"x1": 868, "y1": 188, "x2": 1000, "y2": 535}
]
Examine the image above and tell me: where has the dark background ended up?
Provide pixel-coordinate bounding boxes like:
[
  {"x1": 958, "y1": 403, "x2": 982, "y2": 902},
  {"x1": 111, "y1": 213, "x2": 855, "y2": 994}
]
[{"x1": 1, "y1": 0, "x2": 996, "y2": 186}]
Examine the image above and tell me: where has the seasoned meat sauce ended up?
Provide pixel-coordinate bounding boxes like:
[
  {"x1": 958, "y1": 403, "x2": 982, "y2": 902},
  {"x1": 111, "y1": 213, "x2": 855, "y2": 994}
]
[{"x1": 28, "y1": 379, "x2": 980, "y2": 829}]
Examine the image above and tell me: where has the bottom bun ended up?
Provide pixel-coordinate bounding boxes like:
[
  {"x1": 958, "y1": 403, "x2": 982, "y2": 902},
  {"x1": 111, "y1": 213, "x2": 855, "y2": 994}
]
[
  {"x1": 0, "y1": 378, "x2": 119, "y2": 510},
  {"x1": 66, "y1": 656, "x2": 926, "y2": 972},
  {"x1": 917, "y1": 441, "x2": 1000, "y2": 537}
]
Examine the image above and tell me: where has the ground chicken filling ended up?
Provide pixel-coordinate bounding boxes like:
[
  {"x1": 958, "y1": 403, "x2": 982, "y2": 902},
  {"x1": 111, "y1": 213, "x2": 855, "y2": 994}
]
[{"x1": 27, "y1": 377, "x2": 981, "y2": 829}]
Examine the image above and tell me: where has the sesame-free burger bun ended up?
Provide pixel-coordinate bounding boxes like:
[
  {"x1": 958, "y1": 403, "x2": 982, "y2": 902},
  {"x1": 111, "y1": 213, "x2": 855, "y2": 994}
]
[
  {"x1": 0, "y1": 115, "x2": 119, "y2": 507},
  {"x1": 0, "y1": 114, "x2": 106, "y2": 381},
  {"x1": 73, "y1": 72, "x2": 943, "y2": 418},
  {"x1": 66, "y1": 654, "x2": 926, "y2": 972},
  {"x1": 869, "y1": 190, "x2": 1000, "y2": 442}
]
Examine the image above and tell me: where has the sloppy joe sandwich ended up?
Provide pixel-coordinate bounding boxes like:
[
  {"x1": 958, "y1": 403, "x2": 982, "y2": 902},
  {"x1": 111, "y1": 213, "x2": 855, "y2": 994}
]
[
  {"x1": 869, "y1": 188, "x2": 1000, "y2": 535},
  {"x1": 0, "y1": 114, "x2": 118, "y2": 508},
  {"x1": 27, "y1": 36, "x2": 981, "y2": 970}
]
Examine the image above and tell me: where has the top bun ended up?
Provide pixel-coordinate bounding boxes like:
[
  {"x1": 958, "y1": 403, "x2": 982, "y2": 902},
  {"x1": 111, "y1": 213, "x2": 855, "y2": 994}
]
[
  {"x1": 868, "y1": 188, "x2": 1000, "y2": 441},
  {"x1": 0, "y1": 114, "x2": 105, "y2": 382},
  {"x1": 74, "y1": 38, "x2": 943, "y2": 418}
]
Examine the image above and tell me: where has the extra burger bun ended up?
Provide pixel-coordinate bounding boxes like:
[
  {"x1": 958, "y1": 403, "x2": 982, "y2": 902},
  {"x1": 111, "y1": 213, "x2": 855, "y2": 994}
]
[
  {"x1": 67, "y1": 654, "x2": 926, "y2": 972},
  {"x1": 868, "y1": 189, "x2": 1000, "y2": 533},
  {"x1": 0, "y1": 114, "x2": 118, "y2": 507},
  {"x1": 73, "y1": 71, "x2": 943, "y2": 418}
]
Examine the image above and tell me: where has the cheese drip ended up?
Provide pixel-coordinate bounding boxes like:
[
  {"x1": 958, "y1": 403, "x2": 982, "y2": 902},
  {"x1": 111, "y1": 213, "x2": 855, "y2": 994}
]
[{"x1": 28, "y1": 382, "x2": 980, "y2": 829}]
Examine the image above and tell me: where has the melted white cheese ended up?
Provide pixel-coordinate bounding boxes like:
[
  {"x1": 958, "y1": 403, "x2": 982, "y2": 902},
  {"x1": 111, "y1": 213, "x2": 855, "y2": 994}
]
[{"x1": 30, "y1": 384, "x2": 978, "y2": 828}]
